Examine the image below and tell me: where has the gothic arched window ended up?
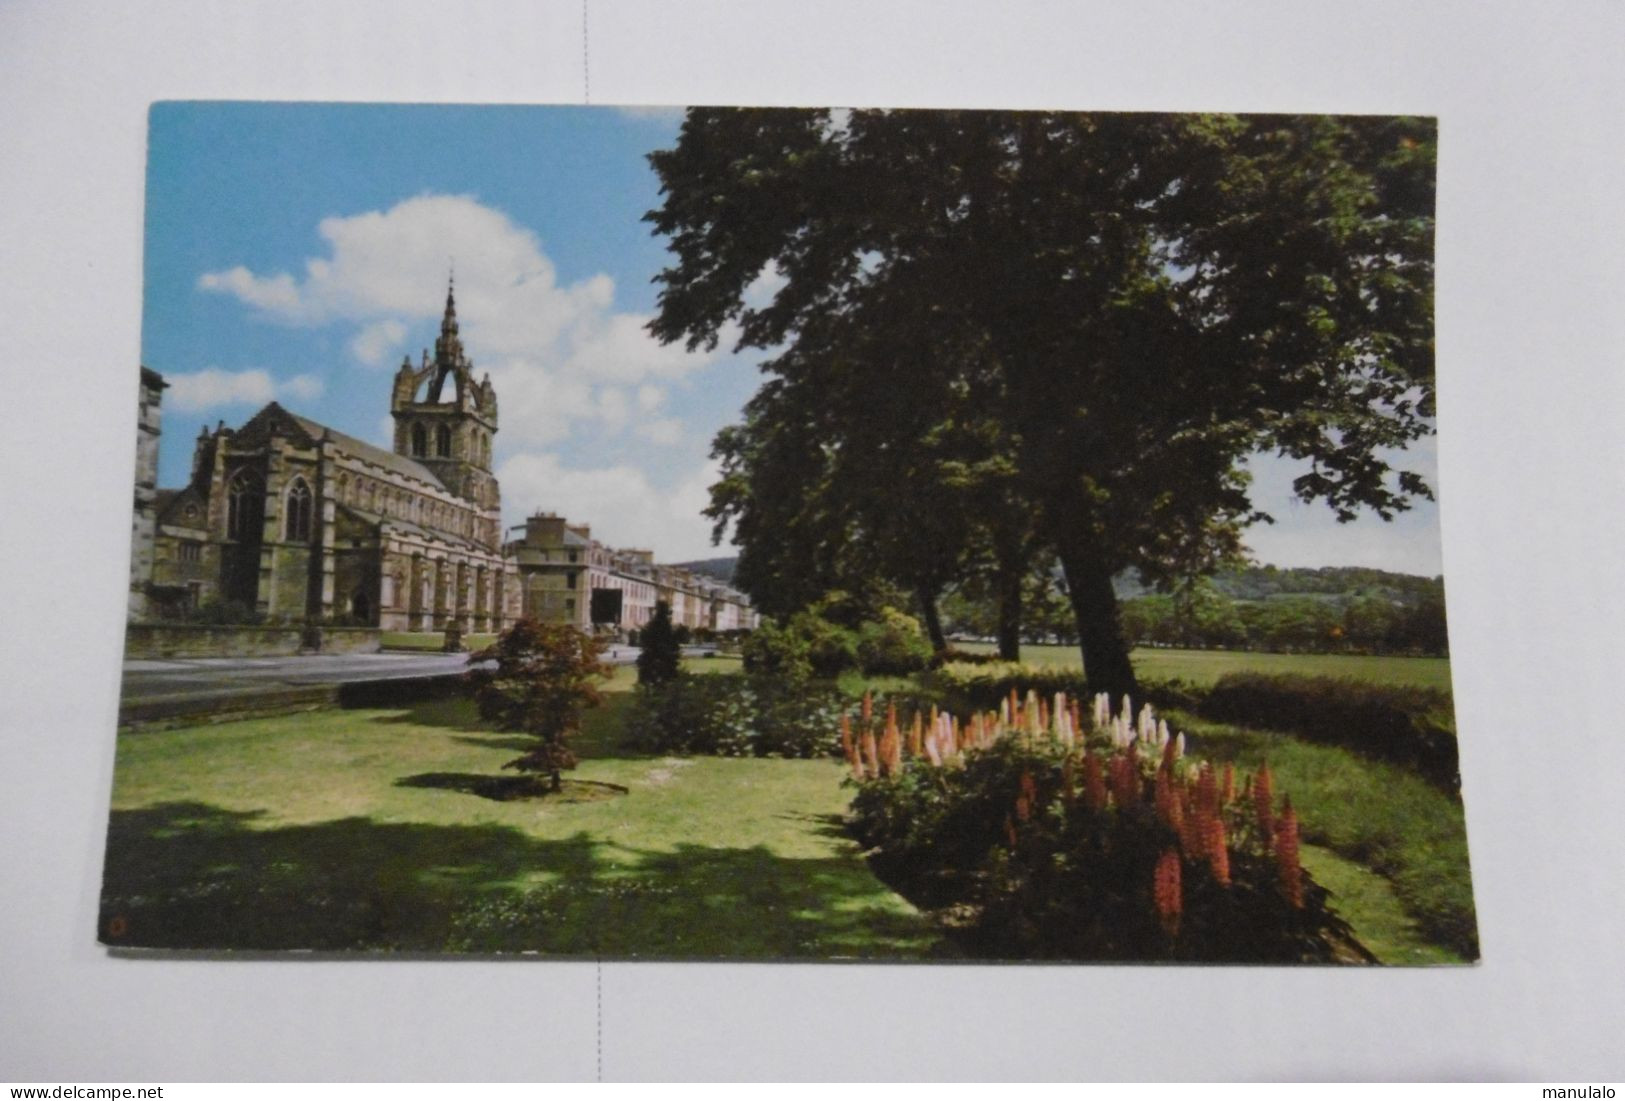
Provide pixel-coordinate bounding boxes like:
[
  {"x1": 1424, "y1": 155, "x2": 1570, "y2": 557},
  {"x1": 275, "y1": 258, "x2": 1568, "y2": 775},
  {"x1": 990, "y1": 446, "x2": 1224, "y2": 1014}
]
[
  {"x1": 411, "y1": 423, "x2": 427, "y2": 457},
  {"x1": 226, "y1": 468, "x2": 263, "y2": 541},
  {"x1": 284, "y1": 478, "x2": 313, "y2": 542},
  {"x1": 436, "y1": 424, "x2": 452, "y2": 458}
]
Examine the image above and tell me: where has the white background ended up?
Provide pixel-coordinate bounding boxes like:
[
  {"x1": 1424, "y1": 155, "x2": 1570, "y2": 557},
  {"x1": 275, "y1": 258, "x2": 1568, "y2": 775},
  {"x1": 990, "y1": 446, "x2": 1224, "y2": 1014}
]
[{"x1": 2, "y1": 0, "x2": 1623, "y2": 1082}]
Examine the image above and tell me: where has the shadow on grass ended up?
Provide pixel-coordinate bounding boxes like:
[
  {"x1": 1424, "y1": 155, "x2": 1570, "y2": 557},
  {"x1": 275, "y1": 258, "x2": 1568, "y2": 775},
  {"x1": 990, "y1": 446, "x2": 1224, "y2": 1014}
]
[
  {"x1": 368, "y1": 692, "x2": 654, "y2": 762},
  {"x1": 775, "y1": 811, "x2": 850, "y2": 842},
  {"x1": 395, "y1": 773, "x2": 629, "y2": 803},
  {"x1": 99, "y1": 801, "x2": 944, "y2": 959}
]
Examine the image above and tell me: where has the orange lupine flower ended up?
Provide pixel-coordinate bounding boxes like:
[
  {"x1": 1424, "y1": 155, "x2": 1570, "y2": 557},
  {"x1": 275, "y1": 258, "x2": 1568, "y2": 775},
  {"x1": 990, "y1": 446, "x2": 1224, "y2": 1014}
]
[
  {"x1": 1153, "y1": 768, "x2": 1174, "y2": 825},
  {"x1": 1153, "y1": 849, "x2": 1182, "y2": 937},
  {"x1": 1109, "y1": 753, "x2": 1140, "y2": 808},
  {"x1": 1276, "y1": 796, "x2": 1303, "y2": 908},
  {"x1": 1220, "y1": 762, "x2": 1236, "y2": 806},
  {"x1": 1207, "y1": 816, "x2": 1230, "y2": 887},
  {"x1": 1181, "y1": 788, "x2": 1207, "y2": 858},
  {"x1": 1254, "y1": 760, "x2": 1275, "y2": 842},
  {"x1": 860, "y1": 729, "x2": 879, "y2": 781},
  {"x1": 1083, "y1": 750, "x2": 1106, "y2": 811},
  {"x1": 908, "y1": 712, "x2": 923, "y2": 759},
  {"x1": 861, "y1": 691, "x2": 873, "y2": 730}
]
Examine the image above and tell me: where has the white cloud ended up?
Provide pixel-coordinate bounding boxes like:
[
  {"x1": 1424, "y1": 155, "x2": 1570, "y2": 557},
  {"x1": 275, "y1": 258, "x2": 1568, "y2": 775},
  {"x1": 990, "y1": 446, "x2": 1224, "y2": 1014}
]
[
  {"x1": 636, "y1": 384, "x2": 665, "y2": 412},
  {"x1": 497, "y1": 453, "x2": 730, "y2": 561},
  {"x1": 349, "y1": 319, "x2": 408, "y2": 367},
  {"x1": 281, "y1": 373, "x2": 325, "y2": 401},
  {"x1": 198, "y1": 193, "x2": 724, "y2": 455},
  {"x1": 164, "y1": 367, "x2": 324, "y2": 413},
  {"x1": 635, "y1": 418, "x2": 683, "y2": 446}
]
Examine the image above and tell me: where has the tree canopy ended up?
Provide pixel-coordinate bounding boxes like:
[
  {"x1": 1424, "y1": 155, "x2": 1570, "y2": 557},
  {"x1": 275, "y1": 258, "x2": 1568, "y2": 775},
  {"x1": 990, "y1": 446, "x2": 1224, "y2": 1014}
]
[{"x1": 647, "y1": 109, "x2": 1436, "y2": 697}]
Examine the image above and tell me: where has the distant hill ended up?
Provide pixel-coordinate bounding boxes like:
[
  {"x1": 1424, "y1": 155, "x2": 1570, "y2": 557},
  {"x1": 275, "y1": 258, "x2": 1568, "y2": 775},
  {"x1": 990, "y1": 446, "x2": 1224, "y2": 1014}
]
[
  {"x1": 672, "y1": 556, "x2": 738, "y2": 584},
  {"x1": 679, "y1": 558, "x2": 1440, "y2": 607},
  {"x1": 1115, "y1": 564, "x2": 1442, "y2": 606}
]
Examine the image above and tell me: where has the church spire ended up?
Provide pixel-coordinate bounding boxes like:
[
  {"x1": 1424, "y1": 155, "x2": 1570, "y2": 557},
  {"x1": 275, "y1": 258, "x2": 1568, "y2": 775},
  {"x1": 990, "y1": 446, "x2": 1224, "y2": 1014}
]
[{"x1": 441, "y1": 272, "x2": 459, "y2": 336}]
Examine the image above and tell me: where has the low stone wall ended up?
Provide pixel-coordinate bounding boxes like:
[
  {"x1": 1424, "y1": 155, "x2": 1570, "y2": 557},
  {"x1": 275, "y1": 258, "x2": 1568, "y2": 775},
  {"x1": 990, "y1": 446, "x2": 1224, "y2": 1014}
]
[{"x1": 125, "y1": 623, "x2": 382, "y2": 659}]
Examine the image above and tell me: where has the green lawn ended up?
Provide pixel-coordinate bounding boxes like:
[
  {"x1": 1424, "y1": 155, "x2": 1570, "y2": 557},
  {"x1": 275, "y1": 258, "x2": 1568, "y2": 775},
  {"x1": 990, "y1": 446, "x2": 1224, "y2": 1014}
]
[
  {"x1": 957, "y1": 642, "x2": 1454, "y2": 692},
  {"x1": 101, "y1": 649, "x2": 1469, "y2": 962},
  {"x1": 101, "y1": 672, "x2": 943, "y2": 958},
  {"x1": 1166, "y1": 710, "x2": 1477, "y2": 961}
]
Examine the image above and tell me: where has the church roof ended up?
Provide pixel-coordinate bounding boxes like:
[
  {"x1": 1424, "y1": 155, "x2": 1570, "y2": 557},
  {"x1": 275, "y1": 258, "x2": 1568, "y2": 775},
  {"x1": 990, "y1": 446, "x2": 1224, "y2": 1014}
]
[{"x1": 282, "y1": 410, "x2": 448, "y2": 491}]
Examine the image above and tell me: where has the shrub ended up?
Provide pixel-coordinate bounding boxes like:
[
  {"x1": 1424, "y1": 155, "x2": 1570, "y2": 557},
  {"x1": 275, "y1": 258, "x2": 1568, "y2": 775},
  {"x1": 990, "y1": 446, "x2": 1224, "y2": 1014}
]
[
  {"x1": 637, "y1": 600, "x2": 682, "y2": 686},
  {"x1": 856, "y1": 607, "x2": 935, "y2": 675},
  {"x1": 623, "y1": 673, "x2": 848, "y2": 758},
  {"x1": 742, "y1": 612, "x2": 860, "y2": 678},
  {"x1": 174, "y1": 598, "x2": 266, "y2": 626},
  {"x1": 928, "y1": 647, "x2": 1008, "y2": 668},
  {"x1": 1197, "y1": 673, "x2": 1459, "y2": 792},
  {"x1": 929, "y1": 660, "x2": 1090, "y2": 711},
  {"x1": 741, "y1": 619, "x2": 813, "y2": 680},
  {"x1": 466, "y1": 619, "x2": 611, "y2": 792},
  {"x1": 792, "y1": 611, "x2": 861, "y2": 677},
  {"x1": 845, "y1": 691, "x2": 1368, "y2": 962}
]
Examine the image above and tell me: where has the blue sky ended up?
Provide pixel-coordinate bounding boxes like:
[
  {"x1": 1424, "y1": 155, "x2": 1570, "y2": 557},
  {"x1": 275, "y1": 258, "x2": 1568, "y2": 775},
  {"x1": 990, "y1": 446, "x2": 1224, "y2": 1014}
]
[{"x1": 142, "y1": 102, "x2": 1442, "y2": 574}]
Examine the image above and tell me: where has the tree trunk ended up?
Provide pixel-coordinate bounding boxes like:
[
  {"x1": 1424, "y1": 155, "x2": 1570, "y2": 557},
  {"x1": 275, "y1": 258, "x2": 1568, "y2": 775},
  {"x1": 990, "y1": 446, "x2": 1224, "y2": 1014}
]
[
  {"x1": 1055, "y1": 542, "x2": 1138, "y2": 703},
  {"x1": 995, "y1": 557, "x2": 1023, "y2": 661},
  {"x1": 917, "y1": 585, "x2": 948, "y2": 652}
]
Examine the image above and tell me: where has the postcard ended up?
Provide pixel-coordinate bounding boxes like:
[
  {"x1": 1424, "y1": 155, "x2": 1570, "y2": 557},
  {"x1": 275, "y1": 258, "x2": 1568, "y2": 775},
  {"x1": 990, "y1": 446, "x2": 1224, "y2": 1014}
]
[{"x1": 104, "y1": 102, "x2": 1474, "y2": 963}]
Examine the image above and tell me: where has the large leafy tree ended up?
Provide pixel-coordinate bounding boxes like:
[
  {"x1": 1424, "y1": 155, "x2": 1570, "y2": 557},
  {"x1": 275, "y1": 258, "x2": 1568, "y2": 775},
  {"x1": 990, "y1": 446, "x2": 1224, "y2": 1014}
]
[{"x1": 648, "y1": 109, "x2": 1435, "y2": 698}]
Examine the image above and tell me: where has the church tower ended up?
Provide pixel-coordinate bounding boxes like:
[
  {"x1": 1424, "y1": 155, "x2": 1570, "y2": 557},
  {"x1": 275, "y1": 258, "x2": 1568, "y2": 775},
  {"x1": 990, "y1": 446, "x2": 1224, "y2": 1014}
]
[{"x1": 390, "y1": 278, "x2": 501, "y2": 518}]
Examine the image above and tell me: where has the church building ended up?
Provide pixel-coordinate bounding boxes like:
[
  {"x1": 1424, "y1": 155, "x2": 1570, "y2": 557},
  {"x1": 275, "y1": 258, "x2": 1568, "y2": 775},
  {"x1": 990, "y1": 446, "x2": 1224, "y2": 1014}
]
[{"x1": 144, "y1": 282, "x2": 522, "y2": 633}]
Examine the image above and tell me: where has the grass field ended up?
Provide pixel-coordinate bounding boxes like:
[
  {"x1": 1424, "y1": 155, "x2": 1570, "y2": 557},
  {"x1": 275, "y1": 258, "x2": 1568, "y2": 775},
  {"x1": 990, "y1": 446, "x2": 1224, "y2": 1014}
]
[
  {"x1": 955, "y1": 642, "x2": 1454, "y2": 692},
  {"x1": 101, "y1": 669, "x2": 942, "y2": 958},
  {"x1": 102, "y1": 646, "x2": 1470, "y2": 962}
]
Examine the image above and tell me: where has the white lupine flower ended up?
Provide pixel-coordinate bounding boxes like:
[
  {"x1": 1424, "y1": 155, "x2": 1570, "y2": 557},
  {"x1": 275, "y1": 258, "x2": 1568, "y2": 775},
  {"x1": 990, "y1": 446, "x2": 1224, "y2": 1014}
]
[{"x1": 1175, "y1": 732, "x2": 1186, "y2": 759}]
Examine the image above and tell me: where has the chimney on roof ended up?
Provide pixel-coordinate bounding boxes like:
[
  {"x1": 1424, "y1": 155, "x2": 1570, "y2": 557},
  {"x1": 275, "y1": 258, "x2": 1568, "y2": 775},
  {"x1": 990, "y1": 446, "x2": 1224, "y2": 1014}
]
[{"x1": 523, "y1": 513, "x2": 567, "y2": 546}]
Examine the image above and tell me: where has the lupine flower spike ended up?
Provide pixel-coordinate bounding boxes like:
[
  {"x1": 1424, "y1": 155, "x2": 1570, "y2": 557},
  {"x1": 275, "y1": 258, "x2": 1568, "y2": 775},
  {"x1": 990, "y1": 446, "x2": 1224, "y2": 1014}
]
[
  {"x1": 1153, "y1": 849, "x2": 1182, "y2": 937},
  {"x1": 1276, "y1": 795, "x2": 1303, "y2": 908}
]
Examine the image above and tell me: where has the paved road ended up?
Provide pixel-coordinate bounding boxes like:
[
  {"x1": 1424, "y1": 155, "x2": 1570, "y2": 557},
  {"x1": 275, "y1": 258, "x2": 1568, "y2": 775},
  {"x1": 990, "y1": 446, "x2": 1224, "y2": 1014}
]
[{"x1": 122, "y1": 646, "x2": 641, "y2": 708}]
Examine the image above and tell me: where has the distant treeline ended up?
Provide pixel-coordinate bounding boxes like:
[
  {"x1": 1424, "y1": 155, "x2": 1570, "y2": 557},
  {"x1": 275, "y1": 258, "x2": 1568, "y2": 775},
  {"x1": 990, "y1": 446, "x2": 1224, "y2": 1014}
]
[{"x1": 947, "y1": 564, "x2": 1450, "y2": 657}]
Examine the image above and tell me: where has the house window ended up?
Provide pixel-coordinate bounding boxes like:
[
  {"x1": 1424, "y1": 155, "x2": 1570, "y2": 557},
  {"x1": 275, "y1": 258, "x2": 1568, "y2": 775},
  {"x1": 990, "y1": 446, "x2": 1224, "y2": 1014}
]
[
  {"x1": 436, "y1": 424, "x2": 452, "y2": 458},
  {"x1": 226, "y1": 468, "x2": 262, "y2": 541},
  {"x1": 285, "y1": 478, "x2": 313, "y2": 542},
  {"x1": 179, "y1": 541, "x2": 201, "y2": 563},
  {"x1": 567, "y1": 571, "x2": 578, "y2": 589},
  {"x1": 411, "y1": 423, "x2": 428, "y2": 457}
]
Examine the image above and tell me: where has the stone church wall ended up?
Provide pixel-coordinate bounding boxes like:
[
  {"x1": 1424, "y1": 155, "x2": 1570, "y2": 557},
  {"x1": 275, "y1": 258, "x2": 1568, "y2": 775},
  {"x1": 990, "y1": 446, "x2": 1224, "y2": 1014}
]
[{"x1": 125, "y1": 623, "x2": 382, "y2": 658}]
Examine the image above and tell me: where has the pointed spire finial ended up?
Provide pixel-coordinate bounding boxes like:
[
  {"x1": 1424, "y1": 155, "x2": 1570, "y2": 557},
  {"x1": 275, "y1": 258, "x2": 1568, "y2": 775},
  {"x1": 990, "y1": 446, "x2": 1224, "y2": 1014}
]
[{"x1": 441, "y1": 267, "x2": 458, "y2": 335}]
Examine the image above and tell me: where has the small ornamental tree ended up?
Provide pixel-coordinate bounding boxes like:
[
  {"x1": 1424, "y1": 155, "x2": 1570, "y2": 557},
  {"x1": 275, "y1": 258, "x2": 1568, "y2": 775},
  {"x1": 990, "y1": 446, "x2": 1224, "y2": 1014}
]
[
  {"x1": 468, "y1": 619, "x2": 611, "y2": 793},
  {"x1": 637, "y1": 600, "x2": 682, "y2": 686}
]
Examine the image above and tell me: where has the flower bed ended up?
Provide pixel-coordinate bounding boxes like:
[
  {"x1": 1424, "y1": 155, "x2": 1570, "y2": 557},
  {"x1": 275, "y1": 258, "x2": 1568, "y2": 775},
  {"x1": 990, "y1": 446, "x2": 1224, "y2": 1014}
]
[{"x1": 844, "y1": 690, "x2": 1371, "y2": 962}]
